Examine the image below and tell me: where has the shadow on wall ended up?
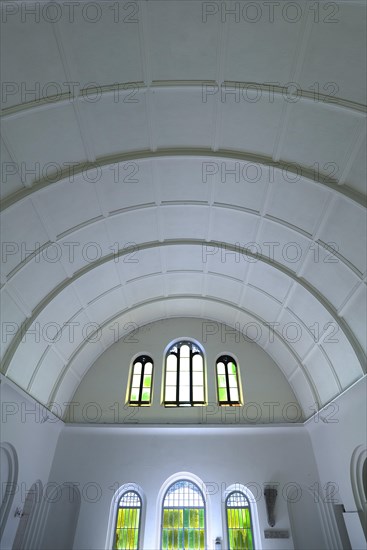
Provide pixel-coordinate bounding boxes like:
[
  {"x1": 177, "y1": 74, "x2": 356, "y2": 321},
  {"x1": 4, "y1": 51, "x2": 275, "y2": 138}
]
[{"x1": 39, "y1": 483, "x2": 81, "y2": 550}]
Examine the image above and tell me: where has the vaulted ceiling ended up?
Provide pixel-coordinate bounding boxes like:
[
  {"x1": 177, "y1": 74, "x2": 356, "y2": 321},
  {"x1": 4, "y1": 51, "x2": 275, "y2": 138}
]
[{"x1": 1, "y1": 0, "x2": 366, "y2": 420}]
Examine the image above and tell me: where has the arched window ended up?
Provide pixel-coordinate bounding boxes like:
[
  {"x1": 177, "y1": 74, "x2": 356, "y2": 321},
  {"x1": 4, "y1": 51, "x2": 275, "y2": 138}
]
[
  {"x1": 128, "y1": 355, "x2": 153, "y2": 406},
  {"x1": 216, "y1": 355, "x2": 241, "y2": 405},
  {"x1": 164, "y1": 341, "x2": 205, "y2": 407},
  {"x1": 225, "y1": 491, "x2": 254, "y2": 550},
  {"x1": 161, "y1": 480, "x2": 206, "y2": 550},
  {"x1": 114, "y1": 491, "x2": 142, "y2": 550}
]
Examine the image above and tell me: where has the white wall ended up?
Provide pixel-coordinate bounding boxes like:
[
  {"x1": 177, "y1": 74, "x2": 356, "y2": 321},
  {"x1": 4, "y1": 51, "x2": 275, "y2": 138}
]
[
  {"x1": 0, "y1": 377, "x2": 63, "y2": 550},
  {"x1": 306, "y1": 376, "x2": 367, "y2": 548},
  {"x1": 46, "y1": 423, "x2": 333, "y2": 550},
  {"x1": 66, "y1": 318, "x2": 302, "y2": 424}
]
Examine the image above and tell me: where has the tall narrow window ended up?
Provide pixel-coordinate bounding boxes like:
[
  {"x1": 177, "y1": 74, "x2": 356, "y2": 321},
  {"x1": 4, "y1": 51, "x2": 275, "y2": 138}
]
[
  {"x1": 115, "y1": 491, "x2": 141, "y2": 550},
  {"x1": 128, "y1": 355, "x2": 153, "y2": 406},
  {"x1": 164, "y1": 341, "x2": 205, "y2": 407},
  {"x1": 226, "y1": 491, "x2": 254, "y2": 550},
  {"x1": 216, "y1": 355, "x2": 241, "y2": 406},
  {"x1": 161, "y1": 480, "x2": 205, "y2": 550}
]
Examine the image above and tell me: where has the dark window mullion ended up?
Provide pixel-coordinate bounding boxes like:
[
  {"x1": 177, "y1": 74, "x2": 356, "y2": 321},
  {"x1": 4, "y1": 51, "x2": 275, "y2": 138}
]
[
  {"x1": 138, "y1": 361, "x2": 145, "y2": 404},
  {"x1": 176, "y1": 350, "x2": 180, "y2": 405},
  {"x1": 189, "y1": 348, "x2": 194, "y2": 404},
  {"x1": 224, "y1": 357, "x2": 232, "y2": 405}
]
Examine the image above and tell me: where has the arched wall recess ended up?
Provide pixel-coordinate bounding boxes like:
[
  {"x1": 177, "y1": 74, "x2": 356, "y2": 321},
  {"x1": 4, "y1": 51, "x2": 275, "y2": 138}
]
[
  {"x1": 350, "y1": 445, "x2": 367, "y2": 538},
  {"x1": 0, "y1": 442, "x2": 18, "y2": 541}
]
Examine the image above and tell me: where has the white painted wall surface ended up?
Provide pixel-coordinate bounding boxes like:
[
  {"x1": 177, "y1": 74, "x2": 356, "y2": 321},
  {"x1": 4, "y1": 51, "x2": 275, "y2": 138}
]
[
  {"x1": 66, "y1": 318, "x2": 302, "y2": 424},
  {"x1": 306, "y1": 376, "x2": 367, "y2": 549},
  {"x1": 46, "y1": 424, "x2": 331, "y2": 550},
  {"x1": 0, "y1": 378, "x2": 63, "y2": 550}
]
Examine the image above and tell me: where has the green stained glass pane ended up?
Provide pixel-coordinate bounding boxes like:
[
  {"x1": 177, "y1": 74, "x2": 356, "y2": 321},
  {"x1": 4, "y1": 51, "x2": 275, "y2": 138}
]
[
  {"x1": 218, "y1": 375, "x2": 226, "y2": 388},
  {"x1": 162, "y1": 529, "x2": 168, "y2": 550},
  {"x1": 245, "y1": 508, "x2": 251, "y2": 529},
  {"x1": 143, "y1": 375, "x2": 151, "y2": 387},
  {"x1": 247, "y1": 528, "x2": 254, "y2": 550},
  {"x1": 141, "y1": 390, "x2": 150, "y2": 402},
  {"x1": 178, "y1": 529, "x2": 184, "y2": 548},
  {"x1": 184, "y1": 528, "x2": 189, "y2": 548},
  {"x1": 229, "y1": 361, "x2": 237, "y2": 374},
  {"x1": 237, "y1": 509, "x2": 243, "y2": 529},
  {"x1": 199, "y1": 508, "x2": 204, "y2": 527},
  {"x1": 184, "y1": 509, "x2": 190, "y2": 527},
  {"x1": 188, "y1": 529, "x2": 194, "y2": 550},
  {"x1": 190, "y1": 508, "x2": 199, "y2": 528},
  {"x1": 121, "y1": 529, "x2": 128, "y2": 549},
  {"x1": 130, "y1": 390, "x2": 138, "y2": 402},
  {"x1": 219, "y1": 388, "x2": 227, "y2": 402}
]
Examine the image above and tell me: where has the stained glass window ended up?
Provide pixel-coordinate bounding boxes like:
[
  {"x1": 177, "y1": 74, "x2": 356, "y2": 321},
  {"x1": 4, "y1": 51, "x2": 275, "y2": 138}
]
[
  {"x1": 161, "y1": 480, "x2": 205, "y2": 550},
  {"x1": 226, "y1": 491, "x2": 254, "y2": 550},
  {"x1": 114, "y1": 491, "x2": 141, "y2": 550},
  {"x1": 128, "y1": 356, "x2": 153, "y2": 406},
  {"x1": 164, "y1": 341, "x2": 205, "y2": 407},
  {"x1": 216, "y1": 356, "x2": 241, "y2": 406}
]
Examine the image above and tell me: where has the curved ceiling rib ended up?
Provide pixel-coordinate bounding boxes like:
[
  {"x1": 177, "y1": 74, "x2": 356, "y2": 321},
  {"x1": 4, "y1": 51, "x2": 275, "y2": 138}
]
[
  {"x1": 1, "y1": 150, "x2": 366, "y2": 211},
  {"x1": 1, "y1": 0, "x2": 366, "y2": 422},
  {"x1": 1, "y1": 80, "x2": 365, "y2": 118},
  {"x1": 2, "y1": 238, "x2": 365, "y2": 370}
]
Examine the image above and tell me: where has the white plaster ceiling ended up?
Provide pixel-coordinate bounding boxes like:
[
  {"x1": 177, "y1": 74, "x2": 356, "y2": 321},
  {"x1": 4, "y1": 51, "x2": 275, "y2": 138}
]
[{"x1": 0, "y1": 0, "x2": 366, "y2": 420}]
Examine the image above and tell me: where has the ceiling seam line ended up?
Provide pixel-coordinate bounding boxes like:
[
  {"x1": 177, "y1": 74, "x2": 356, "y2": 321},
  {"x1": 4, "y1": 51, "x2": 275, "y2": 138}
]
[{"x1": 1, "y1": 240, "x2": 365, "y2": 377}]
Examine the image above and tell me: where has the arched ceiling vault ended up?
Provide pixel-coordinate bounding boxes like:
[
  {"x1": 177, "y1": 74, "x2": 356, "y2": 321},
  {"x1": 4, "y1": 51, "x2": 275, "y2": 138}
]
[{"x1": 1, "y1": 0, "x2": 366, "y2": 420}]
